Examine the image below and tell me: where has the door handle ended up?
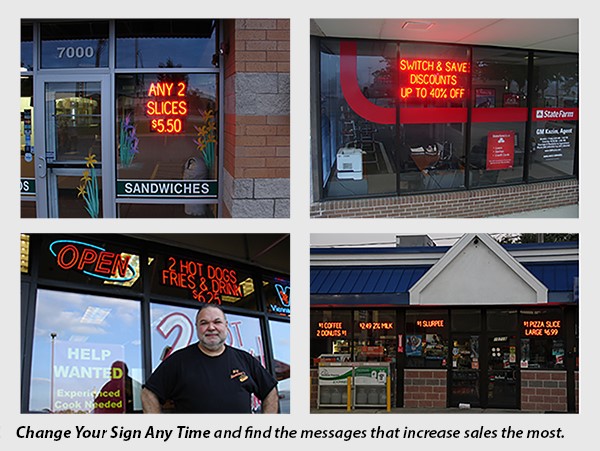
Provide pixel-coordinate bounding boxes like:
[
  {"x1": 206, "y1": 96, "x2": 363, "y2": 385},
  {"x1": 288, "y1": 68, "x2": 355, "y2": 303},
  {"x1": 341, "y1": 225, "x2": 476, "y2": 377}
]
[{"x1": 37, "y1": 156, "x2": 47, "y2": 178}]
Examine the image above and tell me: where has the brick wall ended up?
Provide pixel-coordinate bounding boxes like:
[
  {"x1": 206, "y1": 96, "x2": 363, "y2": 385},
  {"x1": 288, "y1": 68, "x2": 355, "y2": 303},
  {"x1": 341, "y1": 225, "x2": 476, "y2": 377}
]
[
  {"x1": 222, "y1": 19, "x2": 290, "y2": 218},
  {"x1": 311, "y1": 179, "x2": 578, "y2": 218},
  {"x1": 521, "y1": 370, "x2": 568, "y2": 412},
  {"x1": 404, "y1": 369, "x2": 447, "y2": 408}
]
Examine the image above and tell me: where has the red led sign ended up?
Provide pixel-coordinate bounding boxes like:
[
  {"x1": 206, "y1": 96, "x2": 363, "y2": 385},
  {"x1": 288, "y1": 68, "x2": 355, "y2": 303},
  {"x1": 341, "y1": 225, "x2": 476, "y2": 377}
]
[
  {"x1": 146, "y1": 82, "x2": 188, "y2": 134},
  {"x1": 399, "y1": 58, "x2": 470, "y2": 102},
  {"x1": 523, "y1": 320, "x2": 561, "y2": 336},
  {"x1": 358, "y1": 322, "x2": 394, "y2": 330},
  {"x1": 315, "y1": 322, "x2": 348, "y2": 338},
  {"x1": 160, "y1": 256, "x2": 242, "y2": 304},
  {"x1": 49, "y1": 240, "x2": 136, "y2": 282},
  {"x1": 416, "y1": 319, "x2": 445, "y2": 328}
]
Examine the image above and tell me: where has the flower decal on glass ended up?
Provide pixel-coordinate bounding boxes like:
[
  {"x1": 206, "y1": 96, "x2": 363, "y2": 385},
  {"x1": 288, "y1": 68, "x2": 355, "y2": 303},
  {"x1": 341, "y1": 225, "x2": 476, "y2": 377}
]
[
  {"x1": 77, "y1": 152, "x2": 100, "y2": 218},
  {"x1": 118, "y1": 113, "x2": 139, "y2": 167},
  {"x1": 193, "y1": 109, "x2": 217, "y2": 173}
]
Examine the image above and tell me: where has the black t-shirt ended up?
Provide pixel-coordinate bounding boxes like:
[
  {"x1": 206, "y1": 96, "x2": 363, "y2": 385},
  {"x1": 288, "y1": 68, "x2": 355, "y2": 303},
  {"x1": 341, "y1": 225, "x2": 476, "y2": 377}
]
[{"x1": 144, "y1": 344, "x2": 277, "y2": 413}]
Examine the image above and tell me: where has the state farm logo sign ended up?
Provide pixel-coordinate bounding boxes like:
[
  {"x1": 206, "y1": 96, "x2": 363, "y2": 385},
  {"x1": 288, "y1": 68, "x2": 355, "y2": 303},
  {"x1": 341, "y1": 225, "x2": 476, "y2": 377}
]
[
  {"x1": 533, "y1": 108, "x2": 578, "y2": 121},
  {"x1": 49, "y1": 240, "x2": 137, "y2": 282}
]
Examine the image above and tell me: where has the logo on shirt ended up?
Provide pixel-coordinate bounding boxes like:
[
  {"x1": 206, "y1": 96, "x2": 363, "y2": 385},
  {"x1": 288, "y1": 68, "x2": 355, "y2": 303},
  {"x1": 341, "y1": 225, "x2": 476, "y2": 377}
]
[{"x1": 231, "y1": 369, "x2": 248, "y2": 382}]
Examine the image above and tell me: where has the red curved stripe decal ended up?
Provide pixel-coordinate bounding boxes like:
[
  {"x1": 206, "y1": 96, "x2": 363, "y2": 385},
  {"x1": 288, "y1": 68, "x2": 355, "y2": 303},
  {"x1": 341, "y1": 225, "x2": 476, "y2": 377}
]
[{"x1": 340, "y1": 41, "x2": 395, "y2": 124}]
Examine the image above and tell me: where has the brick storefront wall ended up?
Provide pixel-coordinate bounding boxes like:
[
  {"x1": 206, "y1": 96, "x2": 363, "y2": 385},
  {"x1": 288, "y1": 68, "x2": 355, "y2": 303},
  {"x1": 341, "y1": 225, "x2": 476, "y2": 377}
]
[
  {"x1": 222, "y1": 19, "x2": 290, "y2": 218},
  {"x1": 403, "y1": 369, "x2": 447, "y2": 408},
  {"x1": 521, "y1": 370, "x2": 578, "y2": 412},
  {"x1": 311, "y1": 179, "x2": 578, "y2": 218}
]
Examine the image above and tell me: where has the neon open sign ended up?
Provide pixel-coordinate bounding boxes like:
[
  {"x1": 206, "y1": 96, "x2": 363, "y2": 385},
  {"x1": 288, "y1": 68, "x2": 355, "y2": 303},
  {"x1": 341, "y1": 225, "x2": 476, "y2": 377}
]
[
  {"x1": 49, "y1": 240, "x2": 136, "y2": 282},
  {"x1": 146, "y1": 81, "x2": 188, "y2": 134},
  {"x1": 398, "y1": 58, "x2": 470, "y2": 101}
]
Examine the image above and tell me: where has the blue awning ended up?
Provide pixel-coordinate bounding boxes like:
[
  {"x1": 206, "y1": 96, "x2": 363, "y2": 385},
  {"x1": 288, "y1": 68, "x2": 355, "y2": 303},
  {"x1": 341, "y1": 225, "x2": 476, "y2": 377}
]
[{"x1": 311, "y1": 262, "x2": 578, "y2": 306}]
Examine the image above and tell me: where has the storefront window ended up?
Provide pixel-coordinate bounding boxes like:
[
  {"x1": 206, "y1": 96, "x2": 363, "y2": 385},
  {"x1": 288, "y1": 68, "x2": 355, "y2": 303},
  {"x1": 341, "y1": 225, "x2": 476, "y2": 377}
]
[
  {"x1": 469, "y1": 47, "x2": 528, "y2": 188},
  {"x1": 319, "y1": 39, "x2": 398, "y2": 198},
  {"x1": 21, "y1": 22, "x2": 33, "y2": 71},
  {"x1": 149, "y1": 252, "x2": 257, "y2": 310},
  {"x1": 311, "y1": 310, "x2": 352, "y2": 365},
  {"x1": 269, "y1": 320, "x2": 291, "y2": 413},
  {"x1": 40, "y1": 21, "x2": 109, "y2": 68},
  {"x1": 116, "y1": 20, "x2": 217, "y2": 69},
  {"x1": 115, "y1": 73, "x2": 219, "y2": 218},
  {"x1": 264, "y1": 277, "x2": 291, "y2": 317},
  {"x1": 28, "y1": 290, "x2": 143, "y2": 413},
  {"x1": 353, "y1": 310, "x2": 396, "y2": 362},
  {"x1": 315, "y1": 37, "x2": 578, "y2": 202},
  {"x1": 520, "y1": 308, "x2": 565, "y2": 369},
  {"x1": 528, "y1": 52, "x2": 578, "y2": 181},
  {"x1": 398, "y1": 43, "x2": 468, "y2": 193},
  {"x1": 405, "y1": 310, "x2": 448, "y2": 368},
  {"x1": 451, "y1": 308, "x2": 481, "y2": 332}
]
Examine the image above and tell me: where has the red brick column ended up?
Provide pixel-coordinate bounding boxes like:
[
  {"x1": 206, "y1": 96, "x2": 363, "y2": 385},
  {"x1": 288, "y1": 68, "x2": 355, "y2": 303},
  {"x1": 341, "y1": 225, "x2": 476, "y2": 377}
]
[
  {"x1": 222, "y1": 19, "x2": 290, "y2": 218},
  {"x1": 404, "y1": 369, "x2": 447, "y2": 408},
  {"x1": 521, "y1": 370, "x2": 568, "y2": 412}
]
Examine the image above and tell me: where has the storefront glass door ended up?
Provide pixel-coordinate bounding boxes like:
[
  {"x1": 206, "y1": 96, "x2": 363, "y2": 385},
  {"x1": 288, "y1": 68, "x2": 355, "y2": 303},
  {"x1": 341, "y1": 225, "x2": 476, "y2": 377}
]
[
  {"x1": 449, "y1": 334, "x2": 480, "y2": 407},
  {"x1": 34, "y1": 75, "x2": 113, "y2": 217},
  {"x1": 487, "y1": 335, "x2": 519, "y2": 408}
]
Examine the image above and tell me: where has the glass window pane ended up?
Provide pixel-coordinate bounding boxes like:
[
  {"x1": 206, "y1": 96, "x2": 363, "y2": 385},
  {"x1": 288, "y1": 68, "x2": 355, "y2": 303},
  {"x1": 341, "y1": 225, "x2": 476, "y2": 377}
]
[
  {"x1": 116, "y1": 20, "x2": 217, "y2": 68},
  {"x1": 397, "y1": 42, "x2": 468, "y2": 193},
  {"x1": 40, "y1": 21, "x2": 108, "y2": 68},
  {"x1": 520, "y1": 308, "x2": 564, "y2": 369},
  {"x1": 268, "y1": 320, "x2": 290, "y2": 413},
  {"x1": 310, "y1": 310, "x2": 352, "y2": 366},
  {"x1": 319, "y1": 39, "x2": 398, "y2": 198},
  {"x1": 451, "y1": 309, "x2": 481, "y2": 332},
  {"x1": 115, "y1": 73, "x2": 218, "y2": 216},
  {"x1": 28, "y1": 290, "x2": 143, "y2": 413},
  {"x1": 528, "y1": 52, "x2": 578, "y2": 181},
  {"x1": 487, "y1": 309, "x2": 518, "y2": 331},
  {"x1": 405, "y1": 310, "x2": 448, "y2": 368},
  {"x1": 353, "y1": 310, "x2": 396, "y2": 362},
  {"x1": 21, "y1": 21, "x2": 33, "y2": 71},
  {"x1": 45, "y1": 82, "x2": 102, "y2": 163}
]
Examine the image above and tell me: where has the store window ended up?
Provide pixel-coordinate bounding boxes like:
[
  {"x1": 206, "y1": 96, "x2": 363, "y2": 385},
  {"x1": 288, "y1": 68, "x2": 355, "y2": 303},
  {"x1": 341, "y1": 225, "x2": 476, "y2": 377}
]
[
  {"x1": 405, "y1": 310, "x2": 448, "y2": 368},
  {"x1": 28, "y1": 290, "x2": 143, "y2": 413},
  {"x1": 311, "y1": 310, "x2": 352, "y2": 365},
  {"x1": 353, "y1": 310, "x2": 396, "y2": 362},
  {"x1": 149, "y1": 253, "x2": 257, "y2": 310},
  {"x1": 314, "y1": 37, "x2": 578, "y2": 202},
  {"x1": 268, "y1": 320, "x2": 291, "y2": 413},
  {"x1": 469, "y1": 47, "x2": 528, "y2": 188},
  {"x1": 115, "y1": 73, "x2": 219, "y2": 218},
  {"x1": 40, "y1": 21, "x2": 109, "y2": 69},
  {"x1": 520, "y1": 308, "x2": 565, "y2": 369},
  {"x1": 529, "y1": 52, "x2": 578, "y2": 181},
  {"x1": 21, "y1": 22, "x2": 33, "y2": 71},
  {"x1": 319, "y1": 39, "x2": 398, "y2": 198},
  {"x1": 397, "y1": 43, "x2": 468, "y2": 193},
  {"x1": 116, "y1": 20, "x2": 217, "y2": 69}
]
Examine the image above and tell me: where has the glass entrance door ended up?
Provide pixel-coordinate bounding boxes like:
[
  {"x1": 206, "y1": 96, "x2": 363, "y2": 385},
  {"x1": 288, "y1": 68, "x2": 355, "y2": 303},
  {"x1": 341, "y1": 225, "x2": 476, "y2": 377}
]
[
  {"x1": 34, "y1": 76, "x2": 113, "y2": 217},
  {"x1": 449, "y1": 334, "x2": 481, "y2": 407},
  {"x1": 487, "y1": 334, "x2": 519, "y2": 408}
]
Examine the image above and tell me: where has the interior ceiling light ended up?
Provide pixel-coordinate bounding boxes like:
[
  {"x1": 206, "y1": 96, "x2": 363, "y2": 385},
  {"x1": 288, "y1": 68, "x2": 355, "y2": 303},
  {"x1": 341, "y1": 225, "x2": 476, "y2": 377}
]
[{"x1": 402, "y1": 21, "x2": 434, "y2": 31}]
